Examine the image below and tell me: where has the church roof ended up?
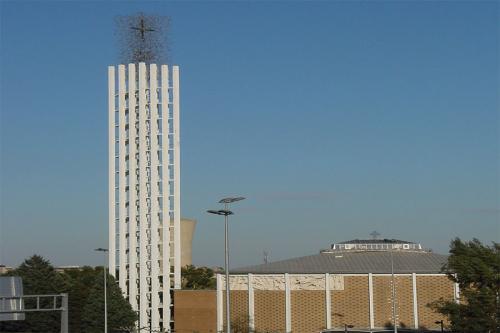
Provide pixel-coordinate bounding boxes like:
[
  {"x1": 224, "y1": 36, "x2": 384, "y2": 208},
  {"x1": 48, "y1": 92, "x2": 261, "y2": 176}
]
[{"x1": 231, "y1": 250, "x2": 447, "y2": 274}]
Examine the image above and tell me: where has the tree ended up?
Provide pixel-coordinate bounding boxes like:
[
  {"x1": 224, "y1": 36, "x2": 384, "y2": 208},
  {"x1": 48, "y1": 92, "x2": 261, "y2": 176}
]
[
  {"x1": 181, "y1": 265, "x2": 216, "y2": 290},
  {"x1": 0, "y1": 255, "x2": 69, "y2": 332},
  {"x1": 80, "y1": 268, "x2": 137, "y2": 333},
  {"x1": 431, "y1": 238, "x2": 500, "y2": 333},
  {"x1": 63, "y1": 266, "x2": 105, "y2": 333},
  {"x1": 0, "y1": 255, "x2": 136, "y2": 333}
]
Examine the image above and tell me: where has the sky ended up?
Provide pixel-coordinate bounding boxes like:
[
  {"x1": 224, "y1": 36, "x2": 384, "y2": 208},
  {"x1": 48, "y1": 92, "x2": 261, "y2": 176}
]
[{"x1": 0, "y1": 1, "x2": 498, "y2": 268}]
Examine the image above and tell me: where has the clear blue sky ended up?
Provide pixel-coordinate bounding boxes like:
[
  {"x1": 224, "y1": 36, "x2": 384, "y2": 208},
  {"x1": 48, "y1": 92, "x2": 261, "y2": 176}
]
[{"x1": 1, "y1": 1, "x2": 498, "y2": 268}]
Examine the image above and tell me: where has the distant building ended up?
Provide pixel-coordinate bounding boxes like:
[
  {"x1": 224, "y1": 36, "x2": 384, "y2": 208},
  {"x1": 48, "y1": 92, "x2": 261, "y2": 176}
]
[
  {"x1": 54, "y1": 266, "x2": 82, "y2": 273},
  {"x1": 174, "y1": 239, "x2": 456, "y2": 333},
  {"x1": 0, "y1": 265, "x2": 13, "y2": 275}
]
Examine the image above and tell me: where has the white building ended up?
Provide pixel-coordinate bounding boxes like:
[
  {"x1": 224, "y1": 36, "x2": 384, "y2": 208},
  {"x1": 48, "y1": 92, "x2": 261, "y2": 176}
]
[{"x1": 108, "y1": 62, "x2": 181, "y2": 332}]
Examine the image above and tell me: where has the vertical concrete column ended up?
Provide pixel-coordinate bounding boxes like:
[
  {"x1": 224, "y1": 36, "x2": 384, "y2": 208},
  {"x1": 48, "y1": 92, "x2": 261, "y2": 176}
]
[
  {"x1": 127, "y1": 63, "x2": 138, "y2": 311},
  {"x1": 369, "y1": 273, "x2": 374, "y2": 329},
  {"x1": 118, "y1": 64, "x2": 127, "y2": 295},
  {"x1": 285, "y1": 273, "x2": 291, "y2": 333},
  {"x1": 160, "y1": 65, "x2": 171, "y2": 325},
  {"x1": 149, "y1": 64, "x2": 160, "y2": 329},
  {"x1": 217, "y1": 274, "x2": 223, "y2": 333},
  {"x1": 412, "y1": 273, "x2": 419, "y2": 329},
  {"x1": 325, "y1": 273, "x2": 331, "y2": 329},
  {"x1": 108, "y1": 66, "x2": 116, "y2": 277},
  {"x1": 172, "y1": 66, "x2": 181, "y2": 289},
  {"x1": 248, "y1": 273, "x2": 255, "y2": 332},
  {"x1": 138, "y1": 62, "x2": 148, "y2": 328}
]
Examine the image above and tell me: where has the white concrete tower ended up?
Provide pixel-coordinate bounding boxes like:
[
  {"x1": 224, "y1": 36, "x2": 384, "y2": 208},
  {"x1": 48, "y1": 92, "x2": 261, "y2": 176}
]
[{"x1": 108, "y1": 63, "x2": 181, "y2": 332}]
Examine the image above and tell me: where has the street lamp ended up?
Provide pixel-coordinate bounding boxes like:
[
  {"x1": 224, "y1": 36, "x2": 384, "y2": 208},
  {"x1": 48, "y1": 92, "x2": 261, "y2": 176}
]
[
  {"x1": 207, "y1": 196, "x2": 245, "y2": 333},
  {"x1": 435, "y1": 320, "x2": 444, "y2": 332},
  {"x1": 390, "y1": 242, "x2": 398, "y2": 333},
  {"x1": 95, "y1": 248, "x2": 109, "y2": 333}
]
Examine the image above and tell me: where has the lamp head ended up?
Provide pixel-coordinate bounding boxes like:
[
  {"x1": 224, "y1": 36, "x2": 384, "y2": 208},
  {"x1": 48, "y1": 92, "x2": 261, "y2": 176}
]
[
  {"x1": 218, "y1": 197, "x2": 245, "y2": 204},
  {"x1": 207, "y1": 209, "x2": 234, "y2": 216},
  {"x1": 94, "y1": 248, "x2": 109, "y2": 252}
]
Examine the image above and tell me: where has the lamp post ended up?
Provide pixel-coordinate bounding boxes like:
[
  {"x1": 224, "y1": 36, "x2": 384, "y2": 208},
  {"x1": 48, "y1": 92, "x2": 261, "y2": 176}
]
[
  {"x1": 207, "y1": 196, "x2": 245, "y2": 333},
  {"x1": 95, "y1": 248, "x2": 109, "y2": 333},
  {"x1": 390, "y1": 243, "x2": 398, "y2": 333},
  {"x1": 435, "y1": 320, "x2": 444, "y2": 332}
]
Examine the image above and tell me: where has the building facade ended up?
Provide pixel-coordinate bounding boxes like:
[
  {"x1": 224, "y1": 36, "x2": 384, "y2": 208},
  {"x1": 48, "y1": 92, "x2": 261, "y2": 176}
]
[
  {"x1": 108, "y1": 62, "x2": 181, "y2": 332},
  {"x1": 174, "y1": 240, "x2": 457, "y2": 333},
  {"x1": 211, "y1": 272, "x2": 455, "y2": 332}
]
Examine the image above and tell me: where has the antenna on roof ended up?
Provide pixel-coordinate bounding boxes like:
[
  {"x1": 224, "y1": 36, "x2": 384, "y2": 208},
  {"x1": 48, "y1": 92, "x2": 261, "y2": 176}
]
[
  {"x1": 370, "y1": 231, "x2": 380, "y2": 240},
  {"x1": 263, "y1": 251, "x2": 269, "y2": 264}
]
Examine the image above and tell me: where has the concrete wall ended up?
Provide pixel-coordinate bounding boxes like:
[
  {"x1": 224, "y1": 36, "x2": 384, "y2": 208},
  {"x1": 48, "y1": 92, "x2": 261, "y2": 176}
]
[
  {"x1": 416, "y1": 276, "x2": 455, "y2": 329},
  {"x1": 292, "y1": 290, "x2": 325, "y2": 333},
  {"x1": 331, "y1": 275, "x2": 370, "y2": 328},
  {"x1": 222, "y1": 291, "x2": 250, "y2": 331},
  {"x1": 175, "y1": 274, "x2": 455, "y2": 333},
  {"x1": 373, "y1": 276, "x2": 415, "y2": 328},
  {"x1": 174, "y1": 290, "x2": 217, "y2": 333},
  {"x1": 174, "y1": 274, "x2": 455, "y2": 333}
]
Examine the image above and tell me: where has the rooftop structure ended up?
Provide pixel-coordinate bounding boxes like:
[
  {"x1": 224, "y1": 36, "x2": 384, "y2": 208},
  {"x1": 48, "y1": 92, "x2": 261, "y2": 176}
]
[
  {"x1": 232, "y1": 239, "x2": 444, "y2": 274},
  {"x1": 0, "y1": 266, "x2": 13, "y2": 275},
  {"x1": 327, "y1": 239, "x2": 425, "y2": 252}
]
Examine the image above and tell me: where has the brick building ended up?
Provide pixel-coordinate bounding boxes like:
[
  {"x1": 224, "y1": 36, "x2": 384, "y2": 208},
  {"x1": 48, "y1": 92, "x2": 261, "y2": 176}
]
[{"x1": 174, "y1": 239, "x2": 457, "y2": 333}]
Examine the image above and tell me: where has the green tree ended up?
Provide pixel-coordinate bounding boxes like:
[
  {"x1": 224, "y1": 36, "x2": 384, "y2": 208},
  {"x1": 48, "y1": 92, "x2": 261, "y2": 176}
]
[
  {"x1": 0, "y1": 255, "x2": 69, "y2": 332},
  {"x1": 63, "y1": 266, "x2": 103, "y2": 333},
  {"x1": 80, "y1": 268, "x2": 137, "y2": 333},
  {"x1": 1, "y1": 256, "x2": 137, "y2": 333},
  {"x1": 181, "y1": 265, "x2": 216, "y2": 290},
  {"x1": 431, "y1": 238, "x2": 500, "y2": 333}
]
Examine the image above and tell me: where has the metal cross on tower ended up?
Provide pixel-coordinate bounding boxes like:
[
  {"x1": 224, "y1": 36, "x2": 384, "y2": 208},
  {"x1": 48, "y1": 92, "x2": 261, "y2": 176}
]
[
  {"x1": 131, "y1": 18, "x2": 155, "y2": 40},
  {"x1": 116, "y1": 13, "x2": 169, "y2": 64},
  {"x1": 370, "y1": 231, "x2": 381, "y2": 240}
]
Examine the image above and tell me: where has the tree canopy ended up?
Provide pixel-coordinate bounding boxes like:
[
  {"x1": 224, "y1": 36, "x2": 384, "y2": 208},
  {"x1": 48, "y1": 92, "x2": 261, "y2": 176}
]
[
  {"x1": 1, "y1": 255, "x2": 68, "y2": 332},
  {"x1": 80, "y1": 269, "x2": 136, "y2": 333},
  {"x1": 431, "y1": 238, "x2": 499, "y2": 333},
  {"x1": 181, "y1": 265, "x2": 216, "y2": 290},
  {"x1": 0, "y1": 255, "x2": 136, "y2": 333}
]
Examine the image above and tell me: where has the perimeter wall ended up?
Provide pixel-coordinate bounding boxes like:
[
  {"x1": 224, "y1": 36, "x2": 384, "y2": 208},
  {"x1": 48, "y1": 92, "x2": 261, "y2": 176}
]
[{"x1": 174, "y1": 274, "x2": 456, "y2": 333}]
